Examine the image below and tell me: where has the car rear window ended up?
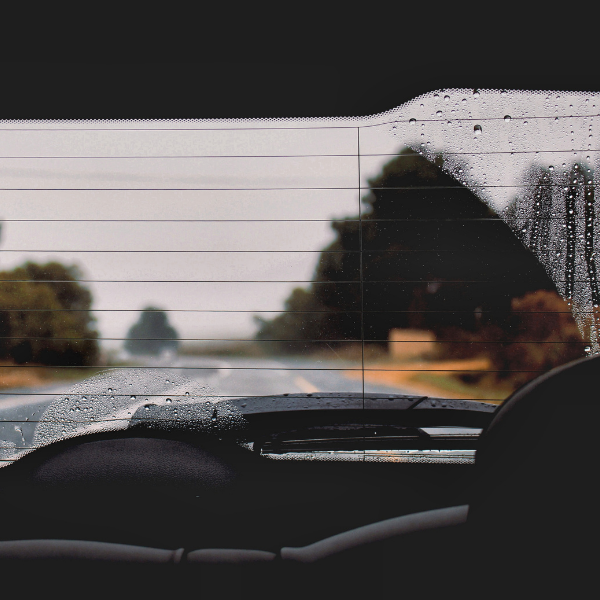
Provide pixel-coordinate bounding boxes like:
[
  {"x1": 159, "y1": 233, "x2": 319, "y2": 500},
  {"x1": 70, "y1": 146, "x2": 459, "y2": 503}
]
[{"x1": 0, "y1": 88, "x2": 595, "y2": 465}]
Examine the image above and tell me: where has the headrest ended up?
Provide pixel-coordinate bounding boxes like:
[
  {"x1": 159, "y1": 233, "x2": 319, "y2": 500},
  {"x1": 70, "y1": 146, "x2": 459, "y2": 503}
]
[{"x1": 468, "y1": 353, "x2": 600, "y2": 548}]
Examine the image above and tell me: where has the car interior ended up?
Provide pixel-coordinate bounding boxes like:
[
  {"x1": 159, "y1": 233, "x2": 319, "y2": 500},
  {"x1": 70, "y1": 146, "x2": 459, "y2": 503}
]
[{"x1": 0, "y1": 59, "x2": 598, "y2": 598}]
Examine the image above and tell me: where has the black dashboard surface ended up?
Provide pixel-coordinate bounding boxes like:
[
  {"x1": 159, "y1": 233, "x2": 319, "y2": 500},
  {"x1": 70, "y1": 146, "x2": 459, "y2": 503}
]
[{"x1": 0, "y1": 430, "x2": 475, "y2": 551}]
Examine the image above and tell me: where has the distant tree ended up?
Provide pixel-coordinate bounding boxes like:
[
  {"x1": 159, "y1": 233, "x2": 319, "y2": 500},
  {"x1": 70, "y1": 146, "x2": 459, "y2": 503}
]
[
  {"x1": 254, "y1": 287, "x2": 331, "y2": 355},
  {"x1": 125, "y1": 307, "x2": 179, "y2": 356},
  {"x1": 0, "y1": 261, "x2": 98, "y2": 365}
]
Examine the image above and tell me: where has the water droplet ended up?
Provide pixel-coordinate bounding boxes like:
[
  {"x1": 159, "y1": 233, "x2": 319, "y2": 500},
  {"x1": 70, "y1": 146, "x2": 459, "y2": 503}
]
[
  {"x1": 444, "y1": 95, "x2": 450, "y2": 102},
  {"x1": 436, "y1": 110, "x2": 442, "y2": 117},
  {"x1": 165, "y1": 398, "x2": 172, "y2": 403},
  {"x1": 474, "y1": 124, "x2": 482, "y2": 136},
  {"x1": 504, "y1": 115, "x2": 511, "y2": 122},
  {"x1": 408, "y1": 117, "x2": 416, "y2": 125},
  {"x1": 549, "y1": 165, "x2": 554, "y2": 171},
  {"x1": 130, "y1": 395, "x2": 136, "y2": 401},
  {"x1": 585, "y1": 345, "x2": 592, "y2": 354},
  {"x1": 473, "y1": 89, "x2": 480, "y2": 98}
]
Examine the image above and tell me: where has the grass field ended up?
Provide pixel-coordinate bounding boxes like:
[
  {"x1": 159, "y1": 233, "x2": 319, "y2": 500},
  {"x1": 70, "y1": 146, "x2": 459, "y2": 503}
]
[
  {"x1": 344, "y1": 356, "x2": 513, "y2": 402},
  {"x1": 410, "y1": 372, "x2": 510, "y2": 403},
  {"x1": 0, "y1": 361, "x2": 112, "y2": 390}
]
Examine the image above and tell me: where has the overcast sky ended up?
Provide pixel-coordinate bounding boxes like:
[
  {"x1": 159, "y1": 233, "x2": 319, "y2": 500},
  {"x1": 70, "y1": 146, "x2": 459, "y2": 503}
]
[
  {"x1": 0, "y1": 123, "x2": 394, "y2": 349},
  {"x1": 0, "y1": 89, "x2": 596, "y2": 351}
]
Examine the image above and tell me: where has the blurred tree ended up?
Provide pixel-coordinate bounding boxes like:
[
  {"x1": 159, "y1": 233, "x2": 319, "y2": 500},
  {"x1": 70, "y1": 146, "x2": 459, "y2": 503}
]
[
  {"x1": 256, "y1": 148, "x2": 557, "y2": 353},
  {"x1": 0, "y1": 261, "x2": 98, "y2": 365},
  {"x1": 125, "y1": 307, "x2": 179, "y2": 356},
  {"x1": 254, "y1": 287, "x2": 330, "y2": 355}
]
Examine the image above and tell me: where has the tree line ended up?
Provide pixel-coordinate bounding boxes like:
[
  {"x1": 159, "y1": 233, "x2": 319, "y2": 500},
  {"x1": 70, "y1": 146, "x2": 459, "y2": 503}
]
[{"x1": 0, "y1": 263, "x2": 181, "y2": 365}]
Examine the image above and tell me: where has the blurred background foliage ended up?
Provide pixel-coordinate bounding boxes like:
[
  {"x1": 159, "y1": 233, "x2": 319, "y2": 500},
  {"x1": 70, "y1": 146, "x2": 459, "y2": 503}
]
[
  {"x1": 0, "y1": 262, "x2": 98, "y2": 366},
  {"x1": 255, "y1": 148, "x2": 587, "y2": 390}
]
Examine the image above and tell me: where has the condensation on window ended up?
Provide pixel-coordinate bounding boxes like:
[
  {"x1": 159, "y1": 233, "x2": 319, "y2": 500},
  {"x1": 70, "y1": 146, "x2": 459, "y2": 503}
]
[
  {"x1": 0, "y1": 369, "x2": 244, "y2": 466},
  {"x1": 385, "y1": 89, "x2": 600, "y2": 354}
]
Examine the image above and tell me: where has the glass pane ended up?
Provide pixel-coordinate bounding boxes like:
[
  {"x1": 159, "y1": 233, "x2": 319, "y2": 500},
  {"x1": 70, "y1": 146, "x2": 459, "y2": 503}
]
[{"x1": 0, "y1": 89, "x2": 598, "y2": 466}]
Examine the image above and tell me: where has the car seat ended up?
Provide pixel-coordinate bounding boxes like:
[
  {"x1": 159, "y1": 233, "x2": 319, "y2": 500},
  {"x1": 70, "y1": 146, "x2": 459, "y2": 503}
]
[{"x1": 279, "y1": 353, "x2": 600, "y2": 598}]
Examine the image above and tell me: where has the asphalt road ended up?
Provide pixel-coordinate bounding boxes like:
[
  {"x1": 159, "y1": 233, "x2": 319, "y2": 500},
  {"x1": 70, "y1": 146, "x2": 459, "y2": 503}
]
[{"x1": 0, "y1": 355, "x2": 410, "y2": 461}]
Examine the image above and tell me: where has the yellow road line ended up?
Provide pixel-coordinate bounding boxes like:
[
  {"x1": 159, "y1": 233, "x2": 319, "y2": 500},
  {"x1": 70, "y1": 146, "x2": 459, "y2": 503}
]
[{"x1": 294, "y1": 376, "x2": 320, "y2": 394}]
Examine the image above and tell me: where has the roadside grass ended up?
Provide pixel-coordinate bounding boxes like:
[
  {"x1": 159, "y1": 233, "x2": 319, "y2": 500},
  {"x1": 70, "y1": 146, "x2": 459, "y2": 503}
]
[
  {"x1": 343, "y1": 353, "x2": 513, "y2": 402},
  {"x1": 43, "y1": 366, "x2": 111, "y2": 383},
  {"x1": 411, "y1": 372, "x2": 511, "y2": 403},
  {"x1": 0, "y1": 360, "x2": 134, "y2": 390}
]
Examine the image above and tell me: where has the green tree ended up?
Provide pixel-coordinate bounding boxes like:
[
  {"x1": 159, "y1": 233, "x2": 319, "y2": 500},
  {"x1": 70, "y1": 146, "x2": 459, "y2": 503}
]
[
  {"x1": 125, "y1": 307, "x2": 179, "y2": 356},
  {"x1": 0, "y1": 261, "x2": 98, "y2": 365}
]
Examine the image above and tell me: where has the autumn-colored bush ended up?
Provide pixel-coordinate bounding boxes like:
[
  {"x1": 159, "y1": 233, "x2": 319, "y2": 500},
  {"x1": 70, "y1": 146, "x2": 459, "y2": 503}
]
[
  {"x1": 491, "y1": 290, "x2": 586, "y2": 387},
  {"x1": 434, "y1": 290, "x2": 587, "y2": 390}
]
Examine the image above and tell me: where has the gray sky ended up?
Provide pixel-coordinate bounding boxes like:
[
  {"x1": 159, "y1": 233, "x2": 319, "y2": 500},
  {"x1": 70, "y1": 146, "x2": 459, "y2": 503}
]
[{"x1": 0, "y1": 123, "x2": 394, "y2": 349}]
